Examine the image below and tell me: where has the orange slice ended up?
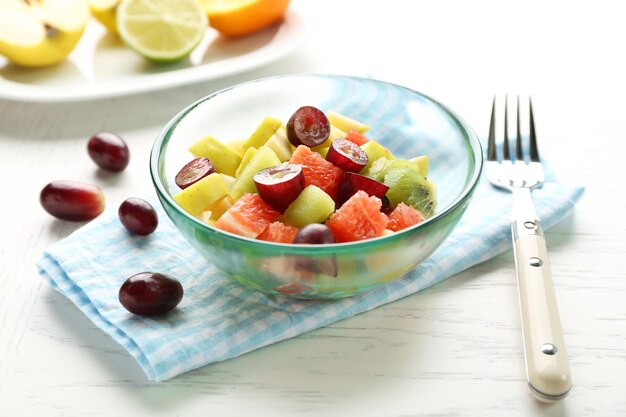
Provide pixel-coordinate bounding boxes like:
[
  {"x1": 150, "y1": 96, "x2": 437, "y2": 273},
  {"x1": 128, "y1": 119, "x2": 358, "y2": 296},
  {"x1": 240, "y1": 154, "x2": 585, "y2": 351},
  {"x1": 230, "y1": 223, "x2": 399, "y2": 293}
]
[{"x1": 202, "y1": 0, "x2": 290, "y2": 37}]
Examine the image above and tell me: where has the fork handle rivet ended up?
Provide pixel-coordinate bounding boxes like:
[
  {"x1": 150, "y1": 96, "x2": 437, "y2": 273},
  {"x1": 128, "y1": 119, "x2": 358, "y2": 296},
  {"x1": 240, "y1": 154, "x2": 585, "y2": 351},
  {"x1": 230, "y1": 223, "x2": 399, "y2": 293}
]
[
  {"x1": 529, "y1": 257, "x2": 543, "y2": 267},
  {"x1": 524, "y1": 221, "x2": 537, "y2": 230},
  {"x1": 541, "y1": 343, "x2": 558, "y2": 355}
]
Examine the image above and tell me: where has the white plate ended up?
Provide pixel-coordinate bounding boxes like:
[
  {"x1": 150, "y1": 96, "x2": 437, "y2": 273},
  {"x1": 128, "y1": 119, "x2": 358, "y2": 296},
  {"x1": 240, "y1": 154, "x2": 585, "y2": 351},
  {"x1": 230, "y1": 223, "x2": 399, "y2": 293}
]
[{"x1": 0, "y1": 9, "x2": 307, "y2": 102}]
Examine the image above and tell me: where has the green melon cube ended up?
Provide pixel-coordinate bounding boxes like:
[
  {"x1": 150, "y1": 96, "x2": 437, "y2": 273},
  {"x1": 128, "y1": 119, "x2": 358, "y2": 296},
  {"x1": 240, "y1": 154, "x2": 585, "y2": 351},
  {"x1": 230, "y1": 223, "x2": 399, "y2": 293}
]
[
  {"x1": 188, "y1": 135, "x2": 242, "y2": 177},
  {"x1": 173, "y1": 173, "x2": 228, "y2": 215},
  {"x1": 284, "y1": 185, "x2": 335, "y2": 228},
  {"x1": 230, "y1": 146, "x2": 281, "y2": 200},
  {"x1": 361, "y1": 141, "x2": 395, "y2": 170},
  {"x1": 264, "y1": 128, "x2": 292, "y2": 162},
  {"x1": 242, "y1": 116, "x2": 283, "y2": 150},
  {"x1": 235, "y1": 147, "x2": 257, "y2": 177},
  {"x1": 327, "y1": 111, "x2": 369, "y2": 133}
]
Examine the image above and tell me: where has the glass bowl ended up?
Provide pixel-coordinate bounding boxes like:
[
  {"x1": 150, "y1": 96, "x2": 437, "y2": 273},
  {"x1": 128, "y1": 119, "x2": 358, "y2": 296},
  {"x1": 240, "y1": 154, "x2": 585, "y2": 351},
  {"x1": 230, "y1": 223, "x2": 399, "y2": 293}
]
[{"x1": 150, "y1": 74, "x2": 482, "y2": 299}]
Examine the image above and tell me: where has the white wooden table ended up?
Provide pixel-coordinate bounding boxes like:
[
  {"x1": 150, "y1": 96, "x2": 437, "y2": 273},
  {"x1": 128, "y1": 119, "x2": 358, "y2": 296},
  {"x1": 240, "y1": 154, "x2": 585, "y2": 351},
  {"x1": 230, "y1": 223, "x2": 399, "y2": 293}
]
[{"x1": 1, "y1": 1, "x2": 625, "y2": 415}]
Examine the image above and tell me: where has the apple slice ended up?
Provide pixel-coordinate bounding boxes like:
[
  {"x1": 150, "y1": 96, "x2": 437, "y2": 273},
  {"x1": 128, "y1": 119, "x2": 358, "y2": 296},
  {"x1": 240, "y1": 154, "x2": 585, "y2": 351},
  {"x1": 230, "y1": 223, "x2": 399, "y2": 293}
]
[
  {"x1": 254, "y1": 163, "x2": 305, "y2": 213},
  {"x1": 0, "y1": 0, "x2": 89, "y2": 67}
]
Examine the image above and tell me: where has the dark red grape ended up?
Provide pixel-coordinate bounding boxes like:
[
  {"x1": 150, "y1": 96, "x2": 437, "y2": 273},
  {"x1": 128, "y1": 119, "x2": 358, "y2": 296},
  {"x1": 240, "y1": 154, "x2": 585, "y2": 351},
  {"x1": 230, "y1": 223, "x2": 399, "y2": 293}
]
[
  {"x1": 254, "y1": 163, "x2": 305, "y2": 212},
  {"x1": 293, "y1": 224, "x2": 336, "y2": 244},
  {"x1": 175, "y1": 157, "x2": 215, "y2": 189},
  {"x1": 119, "y1": 272, "x2": 183, "y2": 316},
  {"x1": 293, "y1": 224, "x2": 337, "y2": 276},
  {"x1": 338, "y1": 172, "x2": 390, "y2": 206},
  {"x1": 286, "y1": 106, "x2": 330, "y2": 147},
  {"x1": 118, "y1": 198, "x2": 158, "y2": 236},
  {"x1": 87, "y1": 132, "x2": 130, "y2": 172},
  {"x1": 326, "y1": 138, "x2": 368, "y2": 172},
  {"x1": 40, "y1": 180, "x2": 105, "y2": 221}
]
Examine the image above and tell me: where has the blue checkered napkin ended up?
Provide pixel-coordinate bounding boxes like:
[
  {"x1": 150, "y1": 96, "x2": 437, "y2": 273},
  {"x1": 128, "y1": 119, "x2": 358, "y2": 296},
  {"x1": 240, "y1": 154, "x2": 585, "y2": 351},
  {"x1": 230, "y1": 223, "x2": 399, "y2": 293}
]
[{"x1": 37, "y1": 168, "x2": 583, "y2": 381}]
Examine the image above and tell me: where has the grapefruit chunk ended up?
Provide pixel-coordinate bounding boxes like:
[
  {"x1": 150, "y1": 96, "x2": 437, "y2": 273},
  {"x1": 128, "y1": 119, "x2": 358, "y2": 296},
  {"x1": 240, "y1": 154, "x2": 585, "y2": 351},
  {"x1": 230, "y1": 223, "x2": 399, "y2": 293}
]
[
  {"x1": 344, "y1": 129, "x2": 369, "y2": 146},
  {"x1": 289, "y1": 145, "x2": 344, "y2": 201},
  {"x1": 387, "y1": 202, "x2": 425, "y2": 232},
  {"x1": 326, "y1": 190, "x2": 389, "y2": 242},
  {"x1": 215, "y1": 193, "x2": 280, "y2": 238},
  {"x1": 258, "y1": 221, "x2": 299, "y2": 243}
]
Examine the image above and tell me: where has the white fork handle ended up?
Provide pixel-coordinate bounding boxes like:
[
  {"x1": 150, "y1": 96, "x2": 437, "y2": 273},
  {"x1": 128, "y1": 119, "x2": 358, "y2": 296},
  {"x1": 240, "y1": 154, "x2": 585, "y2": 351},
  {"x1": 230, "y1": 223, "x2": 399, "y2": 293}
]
[{"x1": 511, "y1": 188, "x2": 572, "y2": 402}]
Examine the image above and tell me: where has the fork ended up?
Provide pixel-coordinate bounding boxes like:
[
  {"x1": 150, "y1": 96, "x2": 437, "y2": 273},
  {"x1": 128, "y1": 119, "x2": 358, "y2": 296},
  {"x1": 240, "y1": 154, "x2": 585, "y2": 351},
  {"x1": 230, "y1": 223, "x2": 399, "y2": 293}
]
[{"x1": 486, "y1": 96, "x2": 572, "y2": 402}]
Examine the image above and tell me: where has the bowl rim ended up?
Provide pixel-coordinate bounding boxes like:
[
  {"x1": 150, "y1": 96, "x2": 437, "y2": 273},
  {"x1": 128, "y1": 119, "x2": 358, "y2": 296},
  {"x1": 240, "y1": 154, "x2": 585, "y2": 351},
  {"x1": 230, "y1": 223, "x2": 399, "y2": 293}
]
[{"x1": 150, "y1": 73, "x2": 484, "y2": 253}]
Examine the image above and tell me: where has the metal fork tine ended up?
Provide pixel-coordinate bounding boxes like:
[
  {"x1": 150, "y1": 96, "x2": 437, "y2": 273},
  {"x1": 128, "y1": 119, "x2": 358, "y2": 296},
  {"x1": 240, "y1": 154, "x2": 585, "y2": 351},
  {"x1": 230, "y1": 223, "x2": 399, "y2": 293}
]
[
  {"x1": 503, "y1": 95, "x2": 510, "y2": 160},
  {"x1": 529, "y1": 97, "x2": 540, "y2": 162},
  {"x1": 488, "y1": 96, "x2": 497, "y2": 161},
  {"x1": 516, "y1": 95, "x2": 523, "y2": 161}
]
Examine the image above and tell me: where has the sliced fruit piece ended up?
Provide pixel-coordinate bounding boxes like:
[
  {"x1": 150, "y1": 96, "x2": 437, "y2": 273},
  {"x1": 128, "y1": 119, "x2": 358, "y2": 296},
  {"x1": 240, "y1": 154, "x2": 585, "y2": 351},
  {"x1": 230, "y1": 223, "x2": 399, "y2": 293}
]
[
  {"x1": 310, "y1": 125, "x2": 347, "y2": 152},
  {"x1": 215, "y1": 193, "x2": 280, "y2": 238},
  {"x1": 387, "y1": 202, "x2": 425, "y2": 232},
  {"x1": 175, "y1": 157, "x2": 215, "y2": 189},
  {"x1": 258, "y1": 221, "x2": 299, "y2": 243},
  {"x1": 384, "y1": 167, "x2": 437, "y2": 217},
  {"x1": 235, "y1": 147, "x2": 257, "y2": 177},
  {"x1": 325, "y1": 138, "x2": 368, "y2": 172},
  {"x1": 228, "y1": 138, "x2": 248, "y2": 155},
  {"x1": 173, "y1": 172, "x2": 228, "y2": 215},
  {"x1": 254, "y1": 163, "x2": 305, "y2": 213},
  {"x1": 360, "y1": 140, "x2": 395, "y2": 170},
  {"x1": 87, "y1": 0, "x2": 120, "y2": 34},
  {"x1": 264, "y1": 128, "x2": 292, "y2": 162},
  {"x1": 242, "y1": 116, "x2": 282, "y2": 150},
  {"x1": 362, "y1": 156, "x2": 392, "y2": 182},
  {"x1": 206, "y1": 194, "x2": 235, "y2": 220},
  {"x1": 327, "y1": 111, "x2": 369, "y2": 134},
  {"x1": 116, "y1": 0, "x2": 207, "y2": 62},
  {"x1": 195, "y1": 209, "x2": 213, "y2": 225},
  {"x1": 189, "y1": 135, "x2": 242, "y2": 177},
  {"x1": 220, "y1": 173, "x2": 236, "y2": 190},
  {"x1": 344, "y1": 129, "x2": 369, "y2": 146},
  {"x1": 286, "y1": 106, "x2": 330, "y2": 147},
  {"x1": 289, "y1": 145, "x2": 344, "y2": 202},
  {"x1": 364, "y1": 158, "x2": 419, "y2": 183},
  {"x1": 230, "y1": 145, "x2": 281, "y2": 199},
  {"x1": 284, "y1": 185, "x2": 335, "y2": 228},
  {"x1": 326, "y1": 190, "x2": 389, "y2": 243},
  {"x1": 202, "y1": 0, "x2": 290, "y2": 37},
  {"x1": 409, "y1": 154, "x2": 429, "y2": 177},
  {"x1": 0, "y1": 0, "x2": 90, "y2": 68},
  {"x1": 338, "y1": 172, "x2": 389, "y2": 206}
]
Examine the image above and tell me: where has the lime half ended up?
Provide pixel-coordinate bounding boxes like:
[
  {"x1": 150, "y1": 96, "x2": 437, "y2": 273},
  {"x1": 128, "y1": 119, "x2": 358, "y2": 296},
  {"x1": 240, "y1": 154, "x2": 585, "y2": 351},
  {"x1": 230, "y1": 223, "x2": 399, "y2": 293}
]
[{"x1": 117, "y1": 0, "x2": 207, "y2": 62}]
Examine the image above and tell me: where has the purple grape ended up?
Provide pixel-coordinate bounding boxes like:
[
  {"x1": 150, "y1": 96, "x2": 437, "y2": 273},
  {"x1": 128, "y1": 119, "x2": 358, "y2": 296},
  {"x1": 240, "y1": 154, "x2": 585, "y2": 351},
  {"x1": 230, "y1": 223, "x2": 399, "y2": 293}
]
[
  {"x1": 175, "y1": 157, "x2": 215, "y2": 189},
  {"x1": 118, "y1": 198, "x2": 158, "y2": 236},
  {"x1": 286, "y1": 106, "x2": 330, "y2": 147},
  {"x1": 293, "y1": 224, "x2": 336, "y2": 244},
  {"x1": 87, "y1": 132, "x2": 130, "y2": 172},
  {"x1": 40, "y1": 180, "x2": 105, "y2": 221},
  {"x1": 119, "y1": 272, "x2": 183, "y2": 316}
]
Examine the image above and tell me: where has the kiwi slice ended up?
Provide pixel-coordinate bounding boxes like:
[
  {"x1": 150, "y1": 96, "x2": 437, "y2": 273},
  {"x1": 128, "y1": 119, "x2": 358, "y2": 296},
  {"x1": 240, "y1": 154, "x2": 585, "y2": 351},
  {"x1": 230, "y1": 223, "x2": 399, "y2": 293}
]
[{"x1": 384, "y1": 167, "x2": 437, "y2": 217}]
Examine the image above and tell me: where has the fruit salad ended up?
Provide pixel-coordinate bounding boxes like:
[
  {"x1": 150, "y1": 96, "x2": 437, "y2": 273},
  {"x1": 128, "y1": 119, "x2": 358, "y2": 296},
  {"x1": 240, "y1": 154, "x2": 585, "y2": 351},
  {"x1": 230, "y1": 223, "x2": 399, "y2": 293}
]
[{"x1": 172, "y1": 106, "x2": 437, "y2": 244}]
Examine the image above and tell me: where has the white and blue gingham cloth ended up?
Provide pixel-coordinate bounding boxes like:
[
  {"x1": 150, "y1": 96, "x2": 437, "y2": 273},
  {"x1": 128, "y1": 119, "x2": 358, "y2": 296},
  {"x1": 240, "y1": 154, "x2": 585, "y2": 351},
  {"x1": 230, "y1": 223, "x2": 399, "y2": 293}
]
[{"x1": 37, "y1": 164, "x2": 583, "y2": 381}]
